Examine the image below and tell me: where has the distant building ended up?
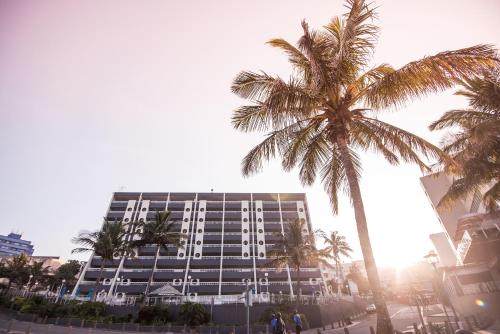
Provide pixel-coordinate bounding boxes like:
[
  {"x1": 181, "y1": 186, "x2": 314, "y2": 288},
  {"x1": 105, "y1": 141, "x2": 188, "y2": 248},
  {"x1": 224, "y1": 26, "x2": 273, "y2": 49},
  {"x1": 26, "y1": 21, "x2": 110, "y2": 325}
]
[
  {"x1": 73, "y1": 192, "x2": 326, "y2": 303},
  {"x1": 0, "y1": 255, "x2": 63, "y2": 271},
  {"x1": 429, "y1": 232, "x2": 458, "y2": 267},
  {"x1": 420, "y1": 172, "x2": 500, "y2": 317},
  {"x1": 420, "y1": 172, "x2": 499, "y2": 265},
  {"x1": 0, "y1": 233, "x2": 34, "y2": 256}
]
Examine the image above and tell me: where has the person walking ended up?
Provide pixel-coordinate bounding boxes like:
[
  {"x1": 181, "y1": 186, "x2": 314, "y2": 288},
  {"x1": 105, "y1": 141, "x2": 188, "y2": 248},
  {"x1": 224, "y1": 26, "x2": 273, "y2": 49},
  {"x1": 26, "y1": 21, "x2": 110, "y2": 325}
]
[
  {"x1": 293, "y1": 310, "x2": 302, "y2": 334},
  {"x1": 271, "y1": 314, "x2": 278, "y2": 334},
  {"x1": 275, "y1": 312, "x2": 286, "y2": 334}
]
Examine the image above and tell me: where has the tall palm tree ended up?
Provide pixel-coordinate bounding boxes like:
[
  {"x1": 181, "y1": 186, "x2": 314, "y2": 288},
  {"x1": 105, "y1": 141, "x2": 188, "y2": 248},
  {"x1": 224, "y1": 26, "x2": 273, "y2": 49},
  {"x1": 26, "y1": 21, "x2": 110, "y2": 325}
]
[
  {"x1": 321, "y1": 231, "x2": 353, "y2": 295},
  {"x1": 72, "y1": 219, "x2": 132, "y2": 301},
  {"x1": 230, "y1": 1, "x2": 498, "y2": 332},
  {"x1": 267, "y1": 219, "x2": 326, "y2": 310},
  {"x1": 130, "y1": 211, "x2": 183, "y2": 298},
  {"x1": 429, "y1": 73, "x2": 500, "y2": 211}
]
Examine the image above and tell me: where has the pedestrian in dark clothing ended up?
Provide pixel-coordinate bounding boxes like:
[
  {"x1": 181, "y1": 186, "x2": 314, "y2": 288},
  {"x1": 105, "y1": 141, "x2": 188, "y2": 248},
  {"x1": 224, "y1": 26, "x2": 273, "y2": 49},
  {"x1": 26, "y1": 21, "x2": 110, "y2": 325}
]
[{"x1": 275, "y1": 312, "x2": 286, "y2": 334}]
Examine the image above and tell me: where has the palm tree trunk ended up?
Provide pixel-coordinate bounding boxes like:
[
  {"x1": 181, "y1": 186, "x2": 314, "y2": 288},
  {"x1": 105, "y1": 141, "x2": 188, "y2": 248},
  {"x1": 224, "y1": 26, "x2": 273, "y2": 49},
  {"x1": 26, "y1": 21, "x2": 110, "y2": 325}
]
[
  {"x1": 93, "y1": 262, "x2": 105, "y2": 302},
  {"x1": 144, "y1": 245, "x2": 160, "y2": 299},
  {"x1": 335, "y1": 257, "x2": 341, "y2": 297},
  {"x1": 337, "y1": 134, "x2": 394, "y2": 334},
  {"x1": 295, "y1": 266, "x2": 301, "y2": 311}
]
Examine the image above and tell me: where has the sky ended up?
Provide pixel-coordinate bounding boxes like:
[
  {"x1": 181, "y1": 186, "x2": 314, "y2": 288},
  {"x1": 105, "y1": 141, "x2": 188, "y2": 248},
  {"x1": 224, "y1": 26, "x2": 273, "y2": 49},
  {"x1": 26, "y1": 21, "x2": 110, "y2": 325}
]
[{"x1": 0, "y1": 0, "x2": 499, "y2": 268}]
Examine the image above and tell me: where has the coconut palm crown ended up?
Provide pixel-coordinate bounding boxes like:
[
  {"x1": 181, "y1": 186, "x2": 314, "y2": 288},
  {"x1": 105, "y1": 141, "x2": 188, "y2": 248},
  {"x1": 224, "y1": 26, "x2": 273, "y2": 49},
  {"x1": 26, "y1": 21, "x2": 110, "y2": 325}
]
[
  {"x1": 130, "y1": 211, "x2": 184, "y2": 298},
  {"x1": 230, "y1": 0, "x2": 498, "y2": 332},
  {"x1": 266, "y1": 219, "x2": 327, "y2": 310},
  {"x1": 430, "y1": 72, "x2": 500, "y2": 211},
  {"x1": 72, "y1": 219, "x2": 132, "y2": 301}
]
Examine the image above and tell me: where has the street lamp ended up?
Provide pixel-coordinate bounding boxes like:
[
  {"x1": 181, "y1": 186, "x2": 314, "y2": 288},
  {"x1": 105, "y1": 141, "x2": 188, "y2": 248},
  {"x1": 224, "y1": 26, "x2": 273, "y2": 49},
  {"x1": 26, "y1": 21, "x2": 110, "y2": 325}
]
[
  {"x1": 26, "y1": 274, "x2": 33, "y2": 291},
  {"x1": 186, "y1": 275, "x2": 192, "y2": 296},
  {"x1": 424, "y1": 251, "x2": 459, "y2": 328},
  {"x1": 264, "y1": 273, "x2": 269, "y2": 294},
  {"x1": 56, "y1": 279, "x2": 66, "y2": 303}
]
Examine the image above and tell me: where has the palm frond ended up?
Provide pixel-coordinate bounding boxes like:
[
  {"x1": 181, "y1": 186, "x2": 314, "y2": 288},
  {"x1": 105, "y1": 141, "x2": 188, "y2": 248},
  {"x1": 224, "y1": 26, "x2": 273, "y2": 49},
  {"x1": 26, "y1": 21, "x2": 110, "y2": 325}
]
[{"x1": 365, "y1": 45, "x2": 499, "y2": 110}]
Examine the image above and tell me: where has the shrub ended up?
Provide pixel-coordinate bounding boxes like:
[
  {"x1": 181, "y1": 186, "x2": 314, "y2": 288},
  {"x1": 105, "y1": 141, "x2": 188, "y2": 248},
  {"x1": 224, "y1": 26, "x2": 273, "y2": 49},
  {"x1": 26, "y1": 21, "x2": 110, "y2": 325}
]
[
  {"x1": 179, "y1": 302, "x2": 209, "y2": 326},
  {"x1": 137, "y1": 305, "x2": 169, "y2": 325}
]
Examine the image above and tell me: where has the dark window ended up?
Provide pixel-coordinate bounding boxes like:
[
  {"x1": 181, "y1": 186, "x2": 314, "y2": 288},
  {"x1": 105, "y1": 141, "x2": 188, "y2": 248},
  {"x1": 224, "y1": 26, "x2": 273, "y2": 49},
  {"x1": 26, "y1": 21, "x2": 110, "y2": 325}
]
[
  {"x1": 195, "y1": 253, "x2": 201, "y2": 258},
  {"x1": 243, "y1": 229, "x2": 248, "y2": 233}
]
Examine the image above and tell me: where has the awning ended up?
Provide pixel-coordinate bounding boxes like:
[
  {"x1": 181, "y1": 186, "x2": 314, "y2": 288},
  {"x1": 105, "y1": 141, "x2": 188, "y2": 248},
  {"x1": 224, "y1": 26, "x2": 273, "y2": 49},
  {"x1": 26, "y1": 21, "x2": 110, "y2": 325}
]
[{"x1": 149, "y1": 283, "x2": 182, "y2": 296}]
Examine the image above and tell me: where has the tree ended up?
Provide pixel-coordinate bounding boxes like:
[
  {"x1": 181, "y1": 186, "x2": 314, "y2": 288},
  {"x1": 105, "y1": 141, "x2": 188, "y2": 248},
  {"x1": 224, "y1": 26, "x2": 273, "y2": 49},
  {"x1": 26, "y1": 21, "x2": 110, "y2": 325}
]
[
  {"x1": 429, "y1": 73, "x2": 500, "y2": 211},
  {"x1": 230, "y1": 0, "x2": 497, "y2": 332},
  {"x1": 267, "y1": 219, "x2": 326, "y2": 310},
  {"x1": 72, "y1": 219, "x2": 132, "y2": 301},
  {"x1": 54, "y1": 260, "x2": 82, "y2": 288},
  {"x1": 130, "y1": 211, "x2": 183, "y2": 298},
  {"x1": 3, "y1": 253, "x2": 30, "y2": 289},
  {"x1": 346, "y1": 263, "x2": 370, "y2": 295},
  {"x1": 179, "y1": 302, "x2": 209, "y2": 326},
  {"x1": 321, "y1": 231, "x2": 353, "y2": 295}
]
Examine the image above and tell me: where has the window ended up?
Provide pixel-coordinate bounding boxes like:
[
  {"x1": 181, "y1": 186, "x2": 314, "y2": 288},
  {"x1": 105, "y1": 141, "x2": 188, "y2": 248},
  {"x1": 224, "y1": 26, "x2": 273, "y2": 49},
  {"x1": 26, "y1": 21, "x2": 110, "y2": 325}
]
[
  {"x1": 243, "y1": 229, "x2": 248, "y2": 233},
  {"x1": 243, "y1": 218, "x2": 248, "y2": 222},
  {"x1": 141, "y1": 208, "x2": 147, "y2": 212},
  {"x1": 184, "y1": 218, "x2": 188, "y2": 222},
  {"x1": 186, "y1": 208, "x2": 191, "y2": 212},
  {"x1": 200, "y1": 208, "x2": 205, "y2": 212},
  {"x1": 258, "y1": 218, "x2": 262, "y2": 222},
  {"x1": 258, "y1": 229, "x2": 263, "y2": 233},
  {"x1": 243, "y1": 241, "x2": 248, "y2": 245},
  {"x1": 259, "y1": 253, "x2": 265, "y2": 258},
  {"x1": 179, "y1": 253, "x2": 184, "y2": 257},
  {"x1": 198, "y1": 229, "x2": 203, "y2": 233},
  {"x1": 195, "y1": 253, "x2": 200, "y2": 258},
  {"x1": 257, "y1": 208, "x2": 262, "y2": 212},
  {"x1": 299, "y1": 208, "x2": 304, "y2": 212},
  {"x1": 196, "y1": 241, "x2": 201, "y2": 245},
  {"x1": 124, "y1": 218, "x2": 129, "y2": 222},
  {"x1": 198, "y1": 218, "x2": 204, "y2": 222},
  {"x1": 259, "y1": 241, "x2": 264, "y2": 245},
  {"x1": 182, "y1": 229, "x2": 188, "y2": 233},
  {"x1": 243, "y1": 252, "x2": 249, "y2": 257},
  {"x1": 127, "y1": 208, "x2": 132, "y2": 212},
  {"x1": 243, "y1": 208, "x2": 248, "y2": 212}
]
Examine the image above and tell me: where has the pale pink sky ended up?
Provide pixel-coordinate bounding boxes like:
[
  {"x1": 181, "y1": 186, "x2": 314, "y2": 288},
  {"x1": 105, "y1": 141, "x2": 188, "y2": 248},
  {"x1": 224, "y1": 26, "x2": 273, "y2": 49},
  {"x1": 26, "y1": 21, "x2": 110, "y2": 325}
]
[{"x1": 0, "y1": 0, "x2": 498, "y2": 267}]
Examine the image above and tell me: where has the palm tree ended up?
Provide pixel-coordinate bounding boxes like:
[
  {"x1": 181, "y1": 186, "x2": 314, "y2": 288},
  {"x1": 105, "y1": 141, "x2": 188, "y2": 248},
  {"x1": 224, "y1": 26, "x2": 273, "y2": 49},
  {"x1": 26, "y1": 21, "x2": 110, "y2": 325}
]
[
  {"x1": 130, "y1": 211, "x2": 184, "y2": 298},
  {"x1": 72, "y1": 219, "x2": 132, "y2": 301},
  {"x1": 429, "y1": 73, "x2": 500, "y2": 211},
  {"x1": 267, "y1": 219, "x2": 326, "y2": 310},
  {"x1": 321, "y1": 231, "x2": 353, "y2": 295},
  {"x1": 230, "y1": 1, "x2": 497, "y2": 332}
]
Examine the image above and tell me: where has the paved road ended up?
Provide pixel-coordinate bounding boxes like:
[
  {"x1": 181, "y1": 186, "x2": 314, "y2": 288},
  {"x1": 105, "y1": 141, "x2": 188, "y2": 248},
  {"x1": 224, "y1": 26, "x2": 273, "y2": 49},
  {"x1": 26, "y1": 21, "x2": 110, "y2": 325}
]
[{"x1": 305, "y1": 303, "x2": 444, "y2": 334}]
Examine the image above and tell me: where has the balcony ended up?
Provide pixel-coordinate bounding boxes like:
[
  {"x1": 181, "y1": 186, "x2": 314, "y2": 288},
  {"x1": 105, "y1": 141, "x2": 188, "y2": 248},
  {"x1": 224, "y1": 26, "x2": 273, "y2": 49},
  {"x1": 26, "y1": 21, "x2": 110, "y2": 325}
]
[{"x1": 153, "y1": 271, "x2": 186, "y2": 280}]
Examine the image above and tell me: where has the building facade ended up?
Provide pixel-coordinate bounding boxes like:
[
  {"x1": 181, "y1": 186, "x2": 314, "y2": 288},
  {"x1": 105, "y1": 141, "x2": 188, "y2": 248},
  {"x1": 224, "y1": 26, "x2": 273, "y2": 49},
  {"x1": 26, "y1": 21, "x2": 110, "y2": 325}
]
[
  {"x1": 0, "y1": 233, "x2": 34, "y2": 256},
  {"x1": 73, "y1": 192, "x2": 326, "y2": 303}
]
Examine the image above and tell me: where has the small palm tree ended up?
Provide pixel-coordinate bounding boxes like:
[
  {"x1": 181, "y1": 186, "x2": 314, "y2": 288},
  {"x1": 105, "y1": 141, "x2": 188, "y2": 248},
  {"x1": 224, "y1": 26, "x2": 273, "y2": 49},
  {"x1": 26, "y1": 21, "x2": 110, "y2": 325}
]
[
  {"x1": 72, "y1": 219, "x2": 131, "y2": 301},
  {"x1": 267, "y1": 219, "x2": 326, "y2": 310},
  {"x1": 130, "y1": 211, "x2": 184, "y2": 298},
  {"x1": 321, "y1": 231, "x2": 353, "y2": 295},
  {"x1": 430, "y1": 73, "x2": 500, "y2": 211},
  {"x1": 230, "y1": 0, "x2": 497, "y2": 332}
]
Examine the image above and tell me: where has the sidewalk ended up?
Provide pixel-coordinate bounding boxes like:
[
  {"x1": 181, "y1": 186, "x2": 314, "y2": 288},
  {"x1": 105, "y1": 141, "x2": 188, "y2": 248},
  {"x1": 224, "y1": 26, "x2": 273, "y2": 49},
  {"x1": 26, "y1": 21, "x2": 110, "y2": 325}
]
[{"x1": 476, "y1": 321, "x2": 500, "y2": 334}]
